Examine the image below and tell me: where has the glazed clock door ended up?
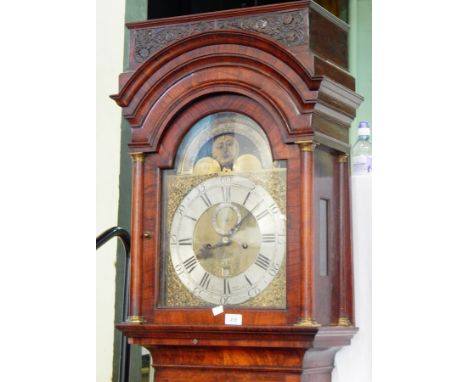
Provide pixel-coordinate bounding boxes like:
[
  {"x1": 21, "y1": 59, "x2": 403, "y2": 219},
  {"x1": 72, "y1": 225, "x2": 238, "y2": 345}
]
[{"x1": 160, "y1": 112, "x2": 287, "y2": 309}]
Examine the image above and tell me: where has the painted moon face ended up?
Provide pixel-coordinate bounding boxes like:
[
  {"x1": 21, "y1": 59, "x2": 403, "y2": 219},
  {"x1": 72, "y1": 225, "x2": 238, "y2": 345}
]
[{"x1": 212, "y1": 135, "x2": 240, "y2": 167}]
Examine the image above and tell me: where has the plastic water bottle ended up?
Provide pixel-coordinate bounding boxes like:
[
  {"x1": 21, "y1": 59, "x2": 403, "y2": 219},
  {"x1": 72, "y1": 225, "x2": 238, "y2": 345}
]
[{"x1": 351, "y1": 121, "x2": 372, "y2": 175}]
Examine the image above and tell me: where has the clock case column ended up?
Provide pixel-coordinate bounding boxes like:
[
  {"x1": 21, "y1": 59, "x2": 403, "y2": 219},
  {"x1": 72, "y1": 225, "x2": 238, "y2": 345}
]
[{"x1": 112, "y1": 1, "x2": 363, "y2": 381}]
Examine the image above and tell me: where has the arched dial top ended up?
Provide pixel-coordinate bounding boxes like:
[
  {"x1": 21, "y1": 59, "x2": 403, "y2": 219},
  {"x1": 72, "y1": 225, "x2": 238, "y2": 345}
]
[
  {"x1": 175, "y1": 112, "x2": 274, "y2": 174},
  {"x1": 169, "y1": 175, "x2": 286, "y2": 306}
]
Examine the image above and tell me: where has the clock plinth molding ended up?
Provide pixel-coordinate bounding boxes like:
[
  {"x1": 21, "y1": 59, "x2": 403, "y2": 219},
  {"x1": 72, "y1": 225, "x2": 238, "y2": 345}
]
[
  {"x1": 112, "y1": 1, "x2": 363, "y2": 381},
  {"x1": 117, "y1": 323, "x2": 357, "y2": 382}
]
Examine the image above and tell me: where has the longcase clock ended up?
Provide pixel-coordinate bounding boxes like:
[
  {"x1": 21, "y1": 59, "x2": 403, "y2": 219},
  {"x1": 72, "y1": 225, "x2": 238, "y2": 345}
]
[{"x1": 111, "y1": 1, "x2": 363, "y2": 381}]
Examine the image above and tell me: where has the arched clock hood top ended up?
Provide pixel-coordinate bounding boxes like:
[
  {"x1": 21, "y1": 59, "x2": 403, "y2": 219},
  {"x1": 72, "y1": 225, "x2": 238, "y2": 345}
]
[{"x1": 111, "y1": 30, "x2": 362, "y2": 153}]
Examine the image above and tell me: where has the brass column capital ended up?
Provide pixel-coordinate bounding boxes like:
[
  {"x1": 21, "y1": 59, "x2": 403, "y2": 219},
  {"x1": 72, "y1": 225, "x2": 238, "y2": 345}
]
[
  {"x1": 296, "y1": 140, "x2": 318, "y2": 152},
  {"x1": 338, "y1": 154, "x2": 349, "y2": 163},
  {"x1": 130, "y1": 152, "x2": 145, "y2": 162}
]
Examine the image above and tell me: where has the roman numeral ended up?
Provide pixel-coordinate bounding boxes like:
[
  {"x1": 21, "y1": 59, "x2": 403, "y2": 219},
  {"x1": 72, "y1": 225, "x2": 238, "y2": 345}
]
[
  {"x1": 261, "y1": 233, "x2": 276, "y2": 243},
  {"x1": 244, "y1": 274, "x2": 253, "y2": 286},
  {"x1": 255, "y1": 209, "x2": 269, "y2": 220},
  {"x1": 178, "y1": 238, "x2": 192, "y2": 246},
  {"x1": 200, "y1": 193, "x2": 212, "y2": 208},
  {"x1": 185, "y1": 215, "x2": 197, "y2": 222},
  {"x1": 269, "y1": 203, "x2": 280, "y2": 214},
  {"x1": 182, "y1": 256, "x2": 197, "y2": 273},
  {"x1": 224, "y1": 279, "x2": 231, "y2": 295},
  {"x1": 249, "y1": 201, "x2": 263, "y2": 217},
  {"x1": 199, "y1": 272, "x2": 211, "y2": 289},
  {"x1": 255, "y1": 254, "x2": 271, "y2": 271},
  {"x1": 222, "y1": 186, "x2": 231, "y2": 203},
  {"x1": 177, "y1": 205, "x2": 186, "y2": 216},
  {"x1": 242, "y1": 191, "x2": 251, "y2": 206}
]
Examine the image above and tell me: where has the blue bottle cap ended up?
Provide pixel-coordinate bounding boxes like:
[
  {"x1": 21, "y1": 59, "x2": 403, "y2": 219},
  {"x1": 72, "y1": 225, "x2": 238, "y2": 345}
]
[{"x1": 358, "y1": 121, "x2": 369, "y2": 128}]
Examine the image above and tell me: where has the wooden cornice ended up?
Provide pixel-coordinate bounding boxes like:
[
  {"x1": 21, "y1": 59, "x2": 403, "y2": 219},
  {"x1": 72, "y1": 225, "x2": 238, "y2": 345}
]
[
  {"x1": 111, "y1": 30, "x2": 317, "y2": 110},
  {"x1": 110, "y1": 30, "x2": 361, "y2": 153},
  {"x1": 126, "y1": 1, "x2": 310, "y2": 30}
]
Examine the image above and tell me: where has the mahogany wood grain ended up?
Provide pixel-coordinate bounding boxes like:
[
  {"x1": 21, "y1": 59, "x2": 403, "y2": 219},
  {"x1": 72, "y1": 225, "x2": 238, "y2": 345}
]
[
  {"x1": 137, "y1": 93, "x2": 302, "y2": 326},
  {"x1": 309, "y1": 1, "x2": 349, "y2": 70},
  {"x1": 117, "y1": 323, "x2": 357, "y2": 382},
  {"x1": 298, "y1": 143, "x2": 318, "y2": 325},
  {"x1": 129, "y1": 153, "x2": 144, "y2": 321}
]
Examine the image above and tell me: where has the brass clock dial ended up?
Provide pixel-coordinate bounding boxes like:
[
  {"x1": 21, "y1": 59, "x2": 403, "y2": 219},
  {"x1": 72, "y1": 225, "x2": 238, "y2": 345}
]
[
  {"x1": 161, "y1": 112, "x2": 287, "y2": 308},
  {"x1": 169, "y1": 175, "x2": 286, "y2": 306}
]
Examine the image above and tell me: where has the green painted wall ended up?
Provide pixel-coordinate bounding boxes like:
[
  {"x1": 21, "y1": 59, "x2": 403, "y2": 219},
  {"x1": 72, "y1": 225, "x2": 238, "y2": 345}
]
[{"x1": 349, "y1": 0, "x2": 372, "y2": 145}]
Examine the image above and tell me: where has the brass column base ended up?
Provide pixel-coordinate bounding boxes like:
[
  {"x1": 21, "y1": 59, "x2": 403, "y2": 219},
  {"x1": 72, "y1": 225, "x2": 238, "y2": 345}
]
[
  {"x1": 295, "y1": 317, "x2": 321, "y2": 327},
  {"x1": 337, "y1": 317, "x2": 352, "y2": 327},
  {"x1": 127, "y1": 315, "x2": 145, "y2": 324}
]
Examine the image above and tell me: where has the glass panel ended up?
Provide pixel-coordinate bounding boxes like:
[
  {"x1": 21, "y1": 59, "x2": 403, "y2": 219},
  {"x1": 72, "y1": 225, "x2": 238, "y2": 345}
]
[{"x1": 160, "y1": 112, "x2": 287, "y2": 308}]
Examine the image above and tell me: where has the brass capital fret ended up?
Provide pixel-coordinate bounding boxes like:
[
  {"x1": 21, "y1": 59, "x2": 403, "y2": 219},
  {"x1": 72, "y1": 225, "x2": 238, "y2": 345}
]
[
  {"x1": 296, "y1": 140, "x2": 318, "y2": 152},
  {"x1": 130, "y1": 152, "x2": 145, "y2": 162},
  {"x1": 338, "y1": 154, "x2": 349, "y2": 163}
]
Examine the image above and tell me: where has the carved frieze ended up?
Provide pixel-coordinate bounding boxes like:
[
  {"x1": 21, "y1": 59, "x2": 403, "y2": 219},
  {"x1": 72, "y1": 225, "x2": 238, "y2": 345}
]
[{"x1": 133, "y1": 9, "x2": 308, "y2": 65}]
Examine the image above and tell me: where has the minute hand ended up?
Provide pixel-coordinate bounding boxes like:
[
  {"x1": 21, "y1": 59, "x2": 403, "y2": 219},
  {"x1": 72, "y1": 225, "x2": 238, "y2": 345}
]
[{"x1": 228, "y1": 201, "x2": 262, "y2": 236}]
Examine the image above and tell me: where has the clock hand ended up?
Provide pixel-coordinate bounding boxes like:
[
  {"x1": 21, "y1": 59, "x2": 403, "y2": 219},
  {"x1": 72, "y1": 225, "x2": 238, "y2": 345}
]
[
  {"x1": 197, "y1": 237, "x2": 232, "y2": 259},
  {"x1": 196, "y1": 244, "x2": 212, "y2": 259},
  {"x1": 228, "y1": 202, "x2": 260, "y2": 236},
  {"x1": 212, "y1": 236, "x2": 232, "y2": 249}
]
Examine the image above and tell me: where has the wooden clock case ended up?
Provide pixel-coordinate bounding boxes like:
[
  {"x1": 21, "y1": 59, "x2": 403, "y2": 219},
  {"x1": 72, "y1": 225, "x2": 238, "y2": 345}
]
[{"x1": 111, "y1": 1, "x2": 363, "y2": 381}]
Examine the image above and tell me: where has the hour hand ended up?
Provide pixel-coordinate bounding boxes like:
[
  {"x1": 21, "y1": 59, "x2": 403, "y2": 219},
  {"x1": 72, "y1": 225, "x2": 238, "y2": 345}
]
[
  {"x1": 197, "y1": 237, "x2": 232, "y2": 259},
  {"x1": 197, "y1": 243, "x2": 214, "y2": 259}
]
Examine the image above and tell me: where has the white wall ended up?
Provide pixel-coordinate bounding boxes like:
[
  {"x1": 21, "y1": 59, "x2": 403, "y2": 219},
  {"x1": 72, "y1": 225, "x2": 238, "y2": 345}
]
[
  {"x1": 333, "y1": 0, "x2": 372, "y2": 380},
  {"x1": 333, "y1": 175, "x2": 372, "y2": 382},
  {"x1": 96, "y1": 0, "x2": 126, "y2": 380}
]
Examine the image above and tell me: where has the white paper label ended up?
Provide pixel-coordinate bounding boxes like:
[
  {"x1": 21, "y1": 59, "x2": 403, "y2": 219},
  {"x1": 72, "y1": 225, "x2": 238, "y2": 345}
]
[
  {"x1": 225, "y1": 313, "x2": 242, "y2": 326},
  {"x1": 352, "y1": 155, "x2": 372, "y2": 175},
  {"x1": 212, "y1": 305, "x2": 224, "y2": 316}
]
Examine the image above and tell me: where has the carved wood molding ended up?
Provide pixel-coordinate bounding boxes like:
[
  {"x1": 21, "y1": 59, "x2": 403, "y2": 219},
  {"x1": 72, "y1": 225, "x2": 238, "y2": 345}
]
[
  {"x1": 132, "y1": 9, "x2": 308, "y2": 67},
  {"x1": 112, "y1": 31, "x2": 316, "y2": 149},
  {"x1": 113, "y1": 31, "x2": 317, "y2": 108},
  {"x1": 111, "y1": 31, "x2": 361, "y2": 153}
]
